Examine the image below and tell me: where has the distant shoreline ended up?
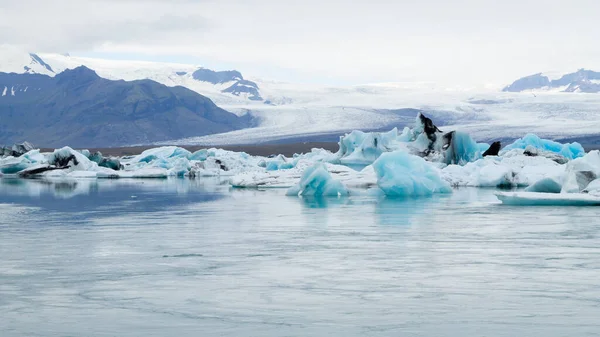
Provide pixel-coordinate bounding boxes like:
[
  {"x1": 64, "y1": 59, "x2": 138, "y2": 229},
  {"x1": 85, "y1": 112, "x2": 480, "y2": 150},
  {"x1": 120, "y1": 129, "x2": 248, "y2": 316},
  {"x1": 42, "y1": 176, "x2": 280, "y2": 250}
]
[{"x1": 40, "y1": 142, "x2": 340, "y2": 158}]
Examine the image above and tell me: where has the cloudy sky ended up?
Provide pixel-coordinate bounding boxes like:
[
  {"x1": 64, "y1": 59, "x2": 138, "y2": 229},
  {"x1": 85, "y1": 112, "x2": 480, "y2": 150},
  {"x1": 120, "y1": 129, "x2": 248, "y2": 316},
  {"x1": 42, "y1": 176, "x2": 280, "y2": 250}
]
[{"x1": 1, "y1": 0, "x2": 598, "y2": 86}]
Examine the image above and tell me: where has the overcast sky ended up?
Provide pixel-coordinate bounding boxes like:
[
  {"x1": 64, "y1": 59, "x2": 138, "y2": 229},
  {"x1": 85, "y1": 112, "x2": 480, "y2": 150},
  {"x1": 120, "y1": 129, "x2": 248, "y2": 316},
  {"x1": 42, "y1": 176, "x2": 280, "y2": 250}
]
[{"x1": 1, "y1": 0, "x2": 599, "y2": 86}]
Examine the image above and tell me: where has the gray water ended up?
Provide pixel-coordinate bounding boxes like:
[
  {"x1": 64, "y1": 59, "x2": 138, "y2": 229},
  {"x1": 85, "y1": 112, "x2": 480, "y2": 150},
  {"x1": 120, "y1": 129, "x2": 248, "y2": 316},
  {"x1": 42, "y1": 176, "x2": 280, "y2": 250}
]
[{"x1": 1, "y1": 178, "x2": 600, "y2": 336}]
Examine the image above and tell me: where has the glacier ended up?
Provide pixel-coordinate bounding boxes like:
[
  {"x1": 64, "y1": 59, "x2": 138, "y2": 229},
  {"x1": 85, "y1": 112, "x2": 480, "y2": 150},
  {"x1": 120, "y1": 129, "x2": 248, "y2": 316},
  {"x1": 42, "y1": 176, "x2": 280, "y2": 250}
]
[{"x1": 1, "y1": 112, "x2": 599, "y2": 205}]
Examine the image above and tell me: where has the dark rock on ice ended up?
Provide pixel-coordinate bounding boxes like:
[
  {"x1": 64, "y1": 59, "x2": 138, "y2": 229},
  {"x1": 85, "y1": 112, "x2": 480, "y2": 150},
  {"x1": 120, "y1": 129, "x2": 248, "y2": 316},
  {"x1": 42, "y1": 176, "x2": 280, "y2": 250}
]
[{"x1": 483, "y1": 141, "x2": 501, "y2": 157}]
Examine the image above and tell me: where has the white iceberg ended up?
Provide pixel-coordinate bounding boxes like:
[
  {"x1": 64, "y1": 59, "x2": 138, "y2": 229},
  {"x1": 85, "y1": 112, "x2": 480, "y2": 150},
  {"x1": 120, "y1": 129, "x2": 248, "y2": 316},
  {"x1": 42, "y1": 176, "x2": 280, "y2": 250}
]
[{"x1": 496, "y1": 192, "x2": 600, "y2": 206}]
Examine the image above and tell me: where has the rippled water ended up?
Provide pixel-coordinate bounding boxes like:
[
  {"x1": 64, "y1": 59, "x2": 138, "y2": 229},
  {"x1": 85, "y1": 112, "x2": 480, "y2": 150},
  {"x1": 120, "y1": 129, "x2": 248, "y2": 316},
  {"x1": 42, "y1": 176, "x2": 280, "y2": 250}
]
[{"x1": 1, "y1": 178, "x2": 600, "y2": 336}]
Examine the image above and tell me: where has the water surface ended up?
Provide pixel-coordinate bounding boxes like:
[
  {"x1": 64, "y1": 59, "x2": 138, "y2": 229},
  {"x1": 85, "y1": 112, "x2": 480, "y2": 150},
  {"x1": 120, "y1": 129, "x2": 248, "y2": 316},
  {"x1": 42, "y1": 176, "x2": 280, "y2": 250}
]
[{"x1": 1, "y1": 178, "x2": 599, "y2": 336}]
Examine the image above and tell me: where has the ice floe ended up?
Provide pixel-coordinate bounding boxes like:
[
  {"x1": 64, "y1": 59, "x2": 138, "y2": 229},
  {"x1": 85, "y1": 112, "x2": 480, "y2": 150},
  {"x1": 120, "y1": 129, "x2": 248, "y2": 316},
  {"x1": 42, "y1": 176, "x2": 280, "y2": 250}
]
[{"x1": 496, "y1": 192, "x2": 600, "y2": 206}]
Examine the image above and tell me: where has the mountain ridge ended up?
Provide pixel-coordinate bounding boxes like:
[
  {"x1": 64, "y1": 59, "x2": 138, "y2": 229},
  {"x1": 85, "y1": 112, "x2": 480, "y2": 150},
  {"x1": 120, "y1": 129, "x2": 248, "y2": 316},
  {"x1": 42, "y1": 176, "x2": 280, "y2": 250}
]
[
  {"x1": 0, "y1": 66, "x2": 254, "y2": 147},
  {"x1": 504, "y1": 69, "x2": 600, "y2": 93}
]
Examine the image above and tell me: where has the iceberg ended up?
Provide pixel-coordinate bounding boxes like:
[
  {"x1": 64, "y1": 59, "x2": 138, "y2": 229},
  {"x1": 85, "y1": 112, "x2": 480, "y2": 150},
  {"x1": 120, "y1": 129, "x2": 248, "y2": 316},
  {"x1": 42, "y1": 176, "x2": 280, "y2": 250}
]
[
  {"x1": 130, "y1": 146, "x2": 192, "y2": 164},
  {"x1": 48, "y1": 147, "x2": 96, "y2": 171},
  {"x1": 372, "y1": 151, "x2": 452, "y2": 197},
  {"x1": 0, "y1": 156, "x2": 35, "y2": 174},
  {"x1": 336, "y1": 128, "x2": 399, "y2": 165},
  {"x1": 444, "y1": 131, "x2": 483, "y2": 165},
  {"x1": 262, "y1": 155, "x2": 295, "y2": 171},
  {"x1": 189, "y1": 149, "x2": 210, "y2": 161},
  {"x1": 441, "y1": 153, "x2": 564, "y2": 188},
  {"x1": 286, "y1": 163, "x2": 349, "y2": 197},
  {"x1": 501, "y1": 134, "x2": 585, "y2": 160},
  {"x1": 525, "y1": 177, "x2": 562, "y2": 193},
  {"x1": 559, "y1": 151, "x2": 600, "y2": 193},
  {"x1": 583, "y1": 179, "x2": 600, "y2": 196},
  {"x1": 496, "y1": 192, "x2": 600, "y2": 206}
]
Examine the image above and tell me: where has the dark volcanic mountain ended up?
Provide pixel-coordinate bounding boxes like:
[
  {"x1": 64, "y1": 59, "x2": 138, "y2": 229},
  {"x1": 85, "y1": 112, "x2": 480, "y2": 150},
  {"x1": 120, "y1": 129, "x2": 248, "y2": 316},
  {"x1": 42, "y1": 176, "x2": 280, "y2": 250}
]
[
  {"x1": 0, "y1": 66, "x2": 254, "y2": 147},
  {"x1": 503, "y1": 69, "x2": 600, "y2": 93}
]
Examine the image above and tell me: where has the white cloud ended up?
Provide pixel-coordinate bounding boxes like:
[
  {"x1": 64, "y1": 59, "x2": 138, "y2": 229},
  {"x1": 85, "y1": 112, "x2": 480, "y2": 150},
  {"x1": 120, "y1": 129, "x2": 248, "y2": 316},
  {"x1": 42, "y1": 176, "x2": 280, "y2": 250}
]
[{"x1": 1, "y1": 0, "x2": 599, "y2": 85}]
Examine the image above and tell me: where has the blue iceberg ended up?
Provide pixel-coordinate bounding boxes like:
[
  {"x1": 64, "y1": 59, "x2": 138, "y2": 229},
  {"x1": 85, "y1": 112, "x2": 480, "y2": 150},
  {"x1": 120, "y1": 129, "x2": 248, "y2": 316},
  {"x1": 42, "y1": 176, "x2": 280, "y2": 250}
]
[
  {"x1": 524, "y1": 177, "x2": 562, "y2": 193},
  {"x1": 286, "y1": 164, "x2": 349, "y2": 197},
  {"x1": 502, "y1": 134, "x2": 585, "y2": 159},
  {"x1": 372, "y1": 151, "x2": 452, "y2": 197},
  {"x1": 444, "y1": 131, "x2": 483, "y2": 165},
  {"x1": 337, "y1": 128, "x2": 398, "y2": 165}
]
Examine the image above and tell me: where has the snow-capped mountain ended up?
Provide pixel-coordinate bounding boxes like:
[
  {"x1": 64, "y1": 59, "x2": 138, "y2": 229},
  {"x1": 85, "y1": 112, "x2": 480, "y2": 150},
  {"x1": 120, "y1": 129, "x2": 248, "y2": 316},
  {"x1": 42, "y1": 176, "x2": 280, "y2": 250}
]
[
  {"x1": 503, "y1": 69, "x2": 600, "y2": 93},
  {"x1": 0, "y1": 49, "x2": 265, "y2": 105}
]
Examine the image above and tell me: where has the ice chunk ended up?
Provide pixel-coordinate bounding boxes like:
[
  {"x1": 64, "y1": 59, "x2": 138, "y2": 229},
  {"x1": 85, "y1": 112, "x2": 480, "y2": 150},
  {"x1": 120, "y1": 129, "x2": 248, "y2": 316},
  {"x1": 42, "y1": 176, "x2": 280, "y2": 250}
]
[
  {"x1": 88, "y1": 151, "x2": 103, "y2": 164},
  {"x1": 444, "y1": 131, "x2": 482, "y2": 165},
  {"x1": 337, "y1": 128, "x2": 399, "y2": 165},
  {"x1": 372, "y1": 151, "x2": 452, "y2": 197},
  {"x1": 397, "y1": 127, "x2": 414, "y2": 142},
  {"x1": 442, "y1": 153, "x2": 564, "y2": 188},
  {"x1": 264, "y1": 155, "x2": 295, "y2": 171},
  {"x1": 130, "y1": 146, "x2": 192, "y2": 163},
  {"x1": 560, "y1": 151, "x2": 600, "y2": 193},
  {"x1": 79, "y1": 149, "x2": 91, "y2": 158},
  {"x1": 525, "y1": 177, "x2": 562, "y2": 193},
  {"x1": 0, "y1": 156, "x2": 33, "y2": 174},
  {"x1": 232, "y1": 160, "x2": 376, "y2": 189},
  {"x1": 189, "y1": 149, "x2": 210, "y2": 161},
  {"x1": 583, "y1": 179, "x2": 600, "y2": 196},
  {"x1": 9, "y1": 142, "x2": 35, "y2": 157},
  {"x1": 496, "y1": 192, "x2": 600, "y2": 206},
  {"x1": 286, "y1": 163, "x2": 349, "y2": 197},
  {"x1": 166, "y1": 157, "x2": 192, "y2": 177},
  {"x1": 21, "y1": 149, "x2": 45, "y2": 164},
  {"x1": 48, "y1": 147, "x2": 95, "y2": 171},
  {"x1": 501, "y1": 134, "x2": 585, "y2": 159}
]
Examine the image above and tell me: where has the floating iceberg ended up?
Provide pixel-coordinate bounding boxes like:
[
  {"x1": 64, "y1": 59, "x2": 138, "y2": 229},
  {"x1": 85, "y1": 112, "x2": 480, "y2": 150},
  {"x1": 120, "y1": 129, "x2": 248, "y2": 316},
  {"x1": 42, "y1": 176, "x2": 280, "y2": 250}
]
[
  {"x1": 524, "y1": 177, "x2": 562, "y2": 193},
  {"x1": 501, "y1": 134, "x2": 585, "y2": 160},
  {"x1": 496, "y1": 192, "x2": 600, "y2": 206},
  {"x1": 336, "y1": 128, "x2": 400, "y2": 165},
  {"x1": 372, "y1": 151, "x2": 452, "y2": 197},
  {"x1": 441, "y1": 153, "x2": 564, "y2": 188},
  {"x1": 286, "y1": 163, "x2": 349, "y2": 197},
  {"x1": 443, "y1": 131, "x2": 483, "y2": 165}
]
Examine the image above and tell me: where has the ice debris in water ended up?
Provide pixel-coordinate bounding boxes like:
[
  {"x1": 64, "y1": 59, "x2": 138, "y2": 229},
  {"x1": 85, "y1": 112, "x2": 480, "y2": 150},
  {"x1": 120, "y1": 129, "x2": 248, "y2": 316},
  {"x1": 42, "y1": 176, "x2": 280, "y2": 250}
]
[
  {"x1": 286, "y1": 163, "x2": 349, "y2": 197},
  {"x1": 372, "y1": 151, "x2": 452, "y2": 197},
  {"x1": 501, "y1": 134, "x2": 585, "y2": 160},
  {"x1": 496, "y1": 192, "x2": 600, "y2": 206}
]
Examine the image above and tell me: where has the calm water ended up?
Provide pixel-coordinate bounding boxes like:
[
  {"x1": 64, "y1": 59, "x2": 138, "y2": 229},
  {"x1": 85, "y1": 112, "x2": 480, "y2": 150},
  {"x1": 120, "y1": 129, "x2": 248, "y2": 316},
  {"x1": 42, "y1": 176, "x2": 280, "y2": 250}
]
[{"x1": 1, "y1": 178, "x2": 600, "y2": 337}]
